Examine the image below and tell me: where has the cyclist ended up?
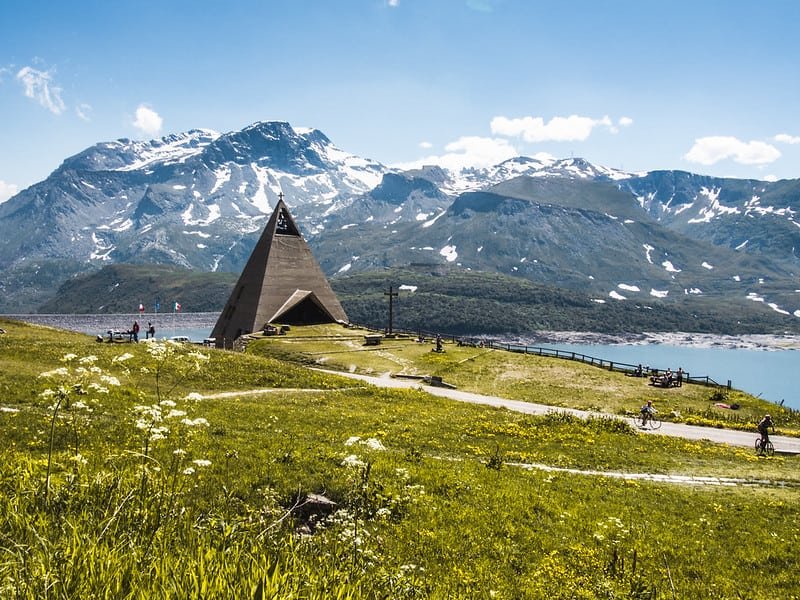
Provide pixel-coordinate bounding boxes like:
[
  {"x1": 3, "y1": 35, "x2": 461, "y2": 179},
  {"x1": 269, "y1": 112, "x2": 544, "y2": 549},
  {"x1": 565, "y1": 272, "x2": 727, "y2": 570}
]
[
  {"x1": 757, "y1": 414, "x2": 775, "y2": 451},
  {"x1": 640, "y1": 400, "x2": 657, "y2": 427}
]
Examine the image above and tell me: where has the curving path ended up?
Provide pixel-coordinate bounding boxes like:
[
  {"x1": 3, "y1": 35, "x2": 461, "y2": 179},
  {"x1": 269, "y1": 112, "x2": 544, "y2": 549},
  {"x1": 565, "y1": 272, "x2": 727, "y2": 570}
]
[{"x1": 314, "y1": 369, "x2": 800, "y2": 455}]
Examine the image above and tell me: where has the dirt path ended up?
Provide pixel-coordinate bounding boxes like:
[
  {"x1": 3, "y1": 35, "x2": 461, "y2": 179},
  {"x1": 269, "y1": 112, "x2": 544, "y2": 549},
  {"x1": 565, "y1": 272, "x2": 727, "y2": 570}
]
[
  {"x1": 196, "y1": 376, "x2": 799, "y2": 488},
  {"x1": 313, "y1": 369, "x2": 800, "y2": 455}
]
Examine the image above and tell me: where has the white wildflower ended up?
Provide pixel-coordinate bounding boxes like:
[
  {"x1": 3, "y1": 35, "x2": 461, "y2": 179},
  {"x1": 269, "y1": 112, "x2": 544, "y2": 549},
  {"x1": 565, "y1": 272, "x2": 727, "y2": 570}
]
[
  {"x1": 181, "y1": 417, "x2": 209, "y2": 427},
  {"x1": 0, "y1": 407, "x2": 20, "y2": 413},
  {"x1": 113, "y1": 353, "x2": 134, "y2": 363},
  {"x1": 159, "y1": 400, "x2": 177, "y2": 408},
  {"x1": 100, "y1": 375, "x2": 120, "y2": 386},
  {"x1": 192, "y1": 459, "x2": 212, "y2": 468},
  {"x1": 363, "y1": 438, "x2": 386, "y2": 451},
  {"x1": 182, "y1": 467, "x2": 195, "y2": 475},
  {"x1": 78, "y1": 355, "x2": 98, "y2": 365},
  {"x1": 87, "y1": 383, "x2": 109, "y2": 394},
  {"x1": 166, "y1": 409, "x2": 187, "y2": 419},
  {"x1": 173, "y1": 448, "x2": 187, "y2": 456},
  {"x1": 344, "y1": 436, "x2": 361, "y2": 446},
  {"x1": 61, "y1": 353, "x2": 78, "y2": 362},
  {"x1": 341, "y1": 454, "x2": 365, "y2": 468}
]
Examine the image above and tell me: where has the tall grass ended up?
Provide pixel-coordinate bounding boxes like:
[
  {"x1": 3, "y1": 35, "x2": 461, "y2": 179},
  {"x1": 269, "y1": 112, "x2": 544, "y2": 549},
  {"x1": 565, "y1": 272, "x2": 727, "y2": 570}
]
[{"x1": 1, "y1": 319, "x2": 800, "y2": 598}]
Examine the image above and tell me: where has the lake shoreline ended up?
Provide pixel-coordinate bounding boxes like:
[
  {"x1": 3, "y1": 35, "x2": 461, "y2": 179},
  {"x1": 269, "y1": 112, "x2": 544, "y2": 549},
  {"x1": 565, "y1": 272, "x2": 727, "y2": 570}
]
[
  {"x1": 4, "y1": 313, "x2": 800, "y2": 351},
  {"x1": 512, "y1": 330, "x2": 800, "y2": 351}
]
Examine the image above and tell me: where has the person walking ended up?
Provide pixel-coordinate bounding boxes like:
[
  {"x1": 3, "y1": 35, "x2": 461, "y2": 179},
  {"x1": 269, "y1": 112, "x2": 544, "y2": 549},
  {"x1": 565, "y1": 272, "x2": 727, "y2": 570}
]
[{"x1": 131, "y1": 320, "x2": 140, "y2": 343}]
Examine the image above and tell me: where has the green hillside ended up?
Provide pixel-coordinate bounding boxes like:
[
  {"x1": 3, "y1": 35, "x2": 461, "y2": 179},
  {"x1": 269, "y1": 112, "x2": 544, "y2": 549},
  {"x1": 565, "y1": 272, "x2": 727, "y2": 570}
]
[
  {"x1": 1, "y1": 319, "x2": 799, "y2": 598},
  {"x1": 36, "y1": 264, "x2": 239, "y2": 314},
  {"x1": 34, "y1": 263, "x2": 800, "y2": 336}
]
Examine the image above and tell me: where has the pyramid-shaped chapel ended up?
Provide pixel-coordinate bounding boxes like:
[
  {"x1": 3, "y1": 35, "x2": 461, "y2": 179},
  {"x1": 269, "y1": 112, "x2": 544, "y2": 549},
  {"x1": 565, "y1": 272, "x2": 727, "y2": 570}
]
[{"x1": 210, "y1": 197, "x2": 348, "y2": 347}]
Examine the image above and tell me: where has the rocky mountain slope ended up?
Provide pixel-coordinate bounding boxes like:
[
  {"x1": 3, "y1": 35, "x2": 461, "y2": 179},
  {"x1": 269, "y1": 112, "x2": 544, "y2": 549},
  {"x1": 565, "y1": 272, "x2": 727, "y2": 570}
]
[{"x1": 0, "y1": 121, "x2": 798, "y2": 322}]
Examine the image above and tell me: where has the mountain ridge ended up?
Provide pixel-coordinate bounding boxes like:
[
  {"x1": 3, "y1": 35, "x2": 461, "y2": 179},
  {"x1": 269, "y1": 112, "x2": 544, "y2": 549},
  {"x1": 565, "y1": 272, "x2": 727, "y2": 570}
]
[{"x1": 1, "y1": 120, "x2": 798, "y2": 325}]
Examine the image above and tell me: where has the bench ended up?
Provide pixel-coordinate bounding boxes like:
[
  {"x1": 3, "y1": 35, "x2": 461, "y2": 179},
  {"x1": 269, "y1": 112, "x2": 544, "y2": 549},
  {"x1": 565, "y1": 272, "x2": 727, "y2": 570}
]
[{"x1": 364, "y1": 334, "x2": 383, "y2": 346}]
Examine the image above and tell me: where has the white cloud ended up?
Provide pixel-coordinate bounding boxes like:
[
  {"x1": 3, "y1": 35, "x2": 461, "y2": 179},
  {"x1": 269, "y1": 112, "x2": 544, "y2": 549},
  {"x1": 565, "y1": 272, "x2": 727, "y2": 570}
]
[
  {"x1": 132, "y1": 104, "x2": 163, "y2": 137},
  {"x1": 388, "y1": 0, "x2": 399, "y2": 5},
  {"x1": 618, "y1": 116, "x2": 633, "y2": 127},
  {"x1": 418, "y1": 141, "x2": 433, "y2": 149},
  {"x1": 76, "y1": 103, "x2": 92, "y2": 122},
  {"x1": 16, "y1": 66, "x2": 65, "y2": 115},
  {"x1": 393, "y1": 136, "x2": 517, "y2": 171},
  {"x1": 490, "y1": 114, "x2": 614, "y2": 142},
  {"x1": 763, "y1": 174, "x2": 779, "y2": 182},
  {"x1": 684, "y1": 136, "x2": 781, "y2": 166},
  {"x1": 774, "y1": 133, "x2": 800, "y2": 145},
  {"x1": 0, "y1": 66, "x2": 10, "y2": 82},
  {"x1": 0, "y1": 180, "x2": 20, "y2": 204}
]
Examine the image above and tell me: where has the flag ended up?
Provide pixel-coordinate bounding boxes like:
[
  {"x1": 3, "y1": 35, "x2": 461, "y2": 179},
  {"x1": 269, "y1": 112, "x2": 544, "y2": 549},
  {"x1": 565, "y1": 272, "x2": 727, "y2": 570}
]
[
  {"x1": 173, "y1": 302, "x2": 181, "y2": 312},
  {"x1": 138, "y1": 303, "x2": 144, "y2": 313}
]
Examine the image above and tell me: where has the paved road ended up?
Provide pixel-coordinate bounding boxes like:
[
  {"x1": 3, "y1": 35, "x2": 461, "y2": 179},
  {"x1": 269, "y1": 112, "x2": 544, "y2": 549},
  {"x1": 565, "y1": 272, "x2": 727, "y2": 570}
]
[{"x1": 320, "y1": 370, "x2": 800, "y2": 455}]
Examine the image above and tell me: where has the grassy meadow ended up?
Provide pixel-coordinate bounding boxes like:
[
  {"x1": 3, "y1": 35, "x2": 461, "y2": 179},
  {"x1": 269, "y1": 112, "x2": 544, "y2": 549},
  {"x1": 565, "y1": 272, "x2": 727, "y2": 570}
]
[{"x1": 1, "y1": 318, "x2": 799, "y2": 599}]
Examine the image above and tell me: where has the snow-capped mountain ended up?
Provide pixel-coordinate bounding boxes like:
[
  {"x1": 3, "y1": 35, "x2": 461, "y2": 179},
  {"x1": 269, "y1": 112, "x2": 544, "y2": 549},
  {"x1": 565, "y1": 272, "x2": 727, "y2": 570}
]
[{"x1": 0, "y1": 120, "x2": 799, "y2": 317}]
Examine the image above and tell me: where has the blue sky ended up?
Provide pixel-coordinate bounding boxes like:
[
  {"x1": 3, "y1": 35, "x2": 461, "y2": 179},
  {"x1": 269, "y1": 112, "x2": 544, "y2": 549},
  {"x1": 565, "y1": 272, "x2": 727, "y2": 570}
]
[{"x1": 2, "y1": 0, "x2": 799, "y2": 202}]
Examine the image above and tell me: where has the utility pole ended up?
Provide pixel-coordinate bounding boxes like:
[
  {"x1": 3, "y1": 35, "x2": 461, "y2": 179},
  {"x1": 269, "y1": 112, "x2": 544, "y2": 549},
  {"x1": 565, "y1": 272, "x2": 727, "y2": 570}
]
[{"x1": 384, "y1": 285, "x2": 398, "y2": 335}]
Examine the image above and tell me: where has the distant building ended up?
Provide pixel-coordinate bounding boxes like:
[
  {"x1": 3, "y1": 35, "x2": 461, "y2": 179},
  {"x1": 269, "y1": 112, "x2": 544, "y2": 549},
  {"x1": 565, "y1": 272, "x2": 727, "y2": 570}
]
[{"x1": 210, "y1": 197, "x2": 348, "y2": 346}]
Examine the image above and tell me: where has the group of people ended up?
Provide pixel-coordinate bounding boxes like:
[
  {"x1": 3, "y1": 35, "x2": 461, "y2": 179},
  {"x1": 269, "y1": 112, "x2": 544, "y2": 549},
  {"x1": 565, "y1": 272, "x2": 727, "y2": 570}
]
[
  {"x1": 649, "y1": 367, "x2": 684, "y2": 388},
  {"x1": 128, "y1": 320, "x2": 156, "y2": 342}
]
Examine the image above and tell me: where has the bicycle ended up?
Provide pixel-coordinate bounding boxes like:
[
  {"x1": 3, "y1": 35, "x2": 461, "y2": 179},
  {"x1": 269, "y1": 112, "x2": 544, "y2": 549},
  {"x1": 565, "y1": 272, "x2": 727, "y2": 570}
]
[
  {"x1": 633, "y1": 413, "x2": 662, "y2": 430},
  {"x1": 755, "y1": 437, "x2": 775, "y2": 457}
]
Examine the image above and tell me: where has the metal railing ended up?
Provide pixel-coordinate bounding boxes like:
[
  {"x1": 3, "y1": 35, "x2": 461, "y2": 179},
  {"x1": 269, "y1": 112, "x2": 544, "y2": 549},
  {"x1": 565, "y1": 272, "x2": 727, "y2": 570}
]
[{"x1": 356, "y1": 324, "x2": 727, "y2": 390}]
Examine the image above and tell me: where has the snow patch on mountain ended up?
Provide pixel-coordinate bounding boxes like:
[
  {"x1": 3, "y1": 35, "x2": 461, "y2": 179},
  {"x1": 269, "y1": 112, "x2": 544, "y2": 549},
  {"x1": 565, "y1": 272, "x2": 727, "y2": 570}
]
[
  {"x1": 182, "y1": 203, "x2": 221, "y2": 226},
  {"x1": 250, "y1": 164, "x2": 273, "y2": 214},
  {"x1": 422, "y1": 210, "x2": 446, "y2": 228},
  {"x1": 643, "y1": 244, "x2": 654, "y2": 264},
  {"x1": 316, "y1": 143, "x2": 384, "y2": 191},
  {"x1": 744, "y1": 195, "x2": 796, "y2": 218},
  {"x1": 90, "y1": 232, "x2": 114, "y2": 261},
  {"x1": 769, "y1": 303, "x2": 790, "y2": 315},
  {"x1": 618, "y1": 283, "x2": 640, "y2": 292},
  {"x1": 662, "y1": 261, "x2": 681, "y2": 273},
  {"x1": 688, "y1": 187, "x2": 740, "y2": 223},
  {"x1": 650, "y1": 289, "x2": 668, "y2": 298},
  {"x1": 113, "y1": 219, "x2": 133, "y2": 232},
  {"x1": 609, "y1": 290, "x2": 626, "y2": 300},
  {"x1": 115, "y1": 129, "x2": 220, "y2": 172},
  {"x1": 209, "y1": 165, "x2": 231, "y2": 195},
  {"x1": 440, "y1": 245, "x2": 458, "y2": 262}
]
